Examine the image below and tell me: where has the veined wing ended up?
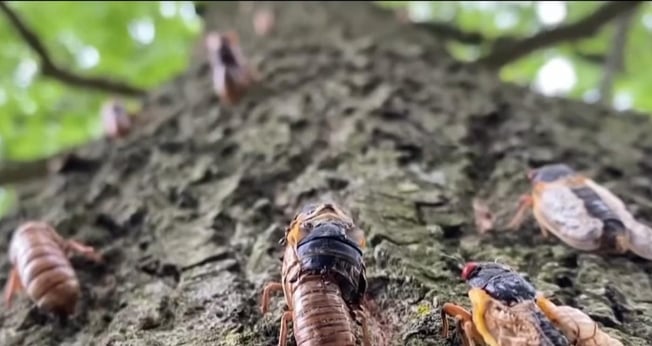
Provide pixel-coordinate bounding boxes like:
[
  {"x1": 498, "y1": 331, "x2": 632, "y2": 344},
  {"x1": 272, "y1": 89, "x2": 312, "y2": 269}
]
[
  {"x1": 584, "y1": 179, "x2": 652, "y2": 260},
  {"x1": 533, "y1": 182, "x2": 603, "y2": 251},
  {"x1": 485, "y1": 299, "x2": 564, "y2": 346}
]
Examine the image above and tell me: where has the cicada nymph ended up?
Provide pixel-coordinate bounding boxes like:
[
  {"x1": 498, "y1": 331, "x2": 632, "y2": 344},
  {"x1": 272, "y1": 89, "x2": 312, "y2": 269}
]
[
  {"x1": 4, "y1": 222, "x2": 102, "y2": 316},
  {"x1": 260, "y1": 203, "x2": 371, "y2": 346},
  {"x1": 441, "y1": 262, "x2": 569, "y2": 346}
]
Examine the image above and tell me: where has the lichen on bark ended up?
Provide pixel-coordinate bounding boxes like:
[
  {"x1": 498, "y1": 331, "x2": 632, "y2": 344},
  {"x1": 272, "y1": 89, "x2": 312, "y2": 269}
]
[{"x1": 0, "y1": 2, "x2": 651, "y2": 346}]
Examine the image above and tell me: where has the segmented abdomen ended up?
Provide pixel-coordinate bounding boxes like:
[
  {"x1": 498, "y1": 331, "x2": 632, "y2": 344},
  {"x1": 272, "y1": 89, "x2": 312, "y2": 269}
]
[
  {"x1": 571, "y1": 186, "x2": 629, "y2": 250},
  {"x1": 533, "y1": 310, "x2": 570, "y2": 346},
  {"x1": 9, "y1": 224, "x2": 80, "y2": 315},
  {"x1": 291, "y1": 275, "x2": 357, "y2": 346},
  {"x1": 571, "y1": 187, "x2": 622, "y2": 224}
]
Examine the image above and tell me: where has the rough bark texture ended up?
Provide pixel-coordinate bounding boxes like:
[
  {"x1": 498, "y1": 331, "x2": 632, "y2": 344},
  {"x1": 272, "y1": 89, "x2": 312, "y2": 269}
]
[{"x1": 1, "y1": 2, "x2": 652, "y2": 346}]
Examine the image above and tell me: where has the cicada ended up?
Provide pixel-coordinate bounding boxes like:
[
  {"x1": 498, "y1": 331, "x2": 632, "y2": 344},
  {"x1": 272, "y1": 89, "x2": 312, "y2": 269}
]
[
  {"x1": 260, "y1": 203, "x2": 370, "y2": 346},
  {"x1": 4, "y1": 222, "x2": 102, "y2": 316},
  {"x1": 101, "y1": 98, "x2": 131, "y2": 139},
  {"x1": 508, "y1": 163, "x2": 652, "y2": 260},
  {"x1": 205, "y1": 31, "x2": 257, "y2": 106},
  {"x1": 441, "y1": 261, "x2": 569, "y2": 346}
]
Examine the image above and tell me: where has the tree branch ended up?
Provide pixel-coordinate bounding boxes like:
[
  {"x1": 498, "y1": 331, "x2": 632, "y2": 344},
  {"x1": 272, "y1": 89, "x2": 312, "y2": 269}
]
[
  {"x1": 0, "y1": 1, "x2": 146, "y2": 97},
  {"x1": 414, "y1": 21, "x2": 489, "y2": 45},
  {"x1": 571, "y1": 47, "x2": 607, "y2": 65},
  {"x1": 476, "y1": 1, "x2": 644, "y2": 69},
  {"x1": 599, "y1": 8, "x2": 636, "y2": 104},
  {"x1": 0, "y1": 159, "x2": 49, "y2": 185},
  {"x1": 0, "y1": 151, "x2": 103, "y2": 186}
]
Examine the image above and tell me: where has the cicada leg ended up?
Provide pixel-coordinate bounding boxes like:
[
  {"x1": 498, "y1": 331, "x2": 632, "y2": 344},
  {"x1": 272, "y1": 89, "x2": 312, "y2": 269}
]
[
  {"x1": 278, "y1": 310, "x2": 292, "y2": 346},
  {"x1": 506, "y1": 194, "x2": 533, "y2": 231},
  {"x1": 354, "y1": 306, "x2": 372, "y2": 346},
  {"x1": 260, "y1": 282, "x2": 283, "y2": 314},
  {"x1": 65, "y1": 240, "x2": 103, "y2": 263},
  {"x1": 461, "y1": 320, "x2": 479, "y2": 346},
  {"x1": 3, "y1": 267, "x2": 22, "y2": 308},
  {"x1": 441, "y1": 302, "x2": 481, "y2": 346}
]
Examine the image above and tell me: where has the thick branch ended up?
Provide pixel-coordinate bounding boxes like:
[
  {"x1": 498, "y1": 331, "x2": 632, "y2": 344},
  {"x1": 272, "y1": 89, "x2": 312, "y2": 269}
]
[
  {"x1": 0, "y1": 158, "x2": 53, "y2": 185},
  {"x1": 572, "y1": 47, "x2": 607, "y2": 65},
  {"x1": 477, "y1": 1, "x2": 643, "y2": 69},
  {"x1": 0, "y1": 152, "x2": 102, "y2": 186},
  {"x1": 0, "y1": 2, "x2": 146, "y2": 97},
  {"x1": 414, "y1": 21, "x2": 489, "y2": 45},
  {"x1": 599, "y1": 8, "x2": 636, "y2": 104}
]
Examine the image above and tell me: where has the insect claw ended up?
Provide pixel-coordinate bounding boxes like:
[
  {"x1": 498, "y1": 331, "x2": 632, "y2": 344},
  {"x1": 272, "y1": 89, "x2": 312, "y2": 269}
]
[
  {"x1": 3, "y1": 268, "x2": 21, "y2": 308},
  {"x1": 505, "y1": 194, "x2": 533, "y2": 230},
  {"x1": 526, "y1": 168, "x2": 537, "y2": 181}
]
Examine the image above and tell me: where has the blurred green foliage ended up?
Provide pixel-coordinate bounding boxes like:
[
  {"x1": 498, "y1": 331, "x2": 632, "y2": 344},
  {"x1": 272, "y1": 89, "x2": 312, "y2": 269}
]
[
  {"x1": 378, "y1": 1, "x2": 652, "y2": 113},
  {"x1": 0, "y1": 1, "x2": 201, "y2": 163},
  {"x1": 0, "y1": 1, "x2": 201, "y2": 217}
]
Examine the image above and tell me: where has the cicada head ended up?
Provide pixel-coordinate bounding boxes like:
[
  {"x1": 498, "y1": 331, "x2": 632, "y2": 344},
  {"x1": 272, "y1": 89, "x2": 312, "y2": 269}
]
[
  {"x1": 204, "y1": 32, "x2": 222, "y2": 53},
  {"x1": 528, "y1": 163, "x2": 576, "y2": 184},
  {"x1": 462, "y1": 261, "x2": 512, "y2": 284},
  {"x1": 284, "y1": 202, "x2": 364, "y2": 248}
]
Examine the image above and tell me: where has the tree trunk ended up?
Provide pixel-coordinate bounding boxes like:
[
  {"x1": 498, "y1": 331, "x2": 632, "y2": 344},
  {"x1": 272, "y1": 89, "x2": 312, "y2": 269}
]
[{"x1": 1, "y1": 2, "x2": 651, "y2": 345}]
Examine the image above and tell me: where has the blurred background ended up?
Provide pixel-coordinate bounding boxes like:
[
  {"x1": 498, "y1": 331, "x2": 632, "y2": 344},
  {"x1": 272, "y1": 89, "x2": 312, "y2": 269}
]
[{"x1": 0, "y1": 1, "x2": 650, "y2": 218}]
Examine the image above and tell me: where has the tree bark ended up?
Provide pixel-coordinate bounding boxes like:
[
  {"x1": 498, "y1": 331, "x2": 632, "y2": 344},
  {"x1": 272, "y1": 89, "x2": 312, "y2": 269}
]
[{"x1": 1, "y1": 2, "x2": 652, "y2": 345}]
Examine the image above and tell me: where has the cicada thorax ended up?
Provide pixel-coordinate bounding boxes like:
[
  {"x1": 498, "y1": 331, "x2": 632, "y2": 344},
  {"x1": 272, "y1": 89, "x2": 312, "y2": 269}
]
[
  {"x1": 466, "y1": 266, "x2": 537, "y2": 305},
  {"x1": 569, "y1": 184, "x2": 629, "y2": 253},
  {"x1": 293, "y1": 221, "x2": 366, "y2": 305}
]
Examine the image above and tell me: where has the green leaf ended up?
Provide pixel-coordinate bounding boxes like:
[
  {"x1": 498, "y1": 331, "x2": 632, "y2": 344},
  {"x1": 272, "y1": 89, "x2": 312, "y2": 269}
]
[{"x1": 0, "y1": 1, "x2": 201, "y2": 165}]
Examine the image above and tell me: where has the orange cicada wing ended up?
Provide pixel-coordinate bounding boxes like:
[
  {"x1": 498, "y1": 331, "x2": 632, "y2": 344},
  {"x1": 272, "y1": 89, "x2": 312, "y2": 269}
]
[
  {"x1": 584, "y1": 179, "x2": 652, "y2": 260},
  {"x1": 533, "y1": 182, "x2": 603, "y2": 251},
  {"x1": 469, "y1": 288, "x2": 565, "y2": 346}
]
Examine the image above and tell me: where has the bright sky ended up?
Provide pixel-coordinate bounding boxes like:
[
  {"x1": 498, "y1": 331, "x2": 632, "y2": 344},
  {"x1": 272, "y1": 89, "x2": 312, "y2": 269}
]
[
  {"x1": 404, "y1": 1, "x2": 637, "y2": 111},
  {"x1": 531, "y1": 1, "x2": 582, "y2": 100}
]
